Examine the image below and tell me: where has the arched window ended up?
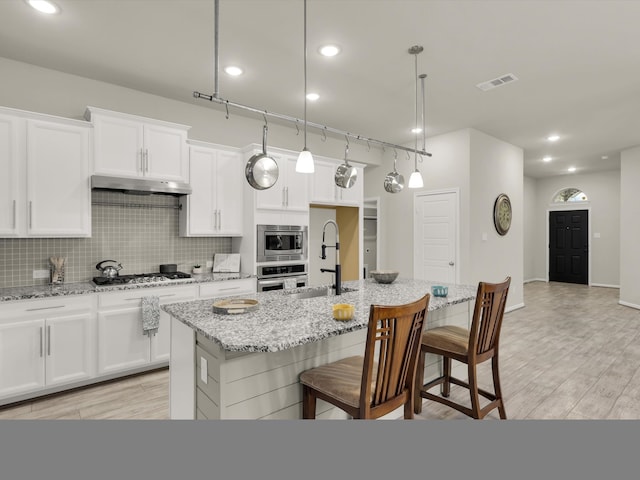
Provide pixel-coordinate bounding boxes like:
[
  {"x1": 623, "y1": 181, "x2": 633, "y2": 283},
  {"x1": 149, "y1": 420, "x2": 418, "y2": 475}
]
[{"x1": 552, "y1": 188, "x2": 588, "y2": 203}]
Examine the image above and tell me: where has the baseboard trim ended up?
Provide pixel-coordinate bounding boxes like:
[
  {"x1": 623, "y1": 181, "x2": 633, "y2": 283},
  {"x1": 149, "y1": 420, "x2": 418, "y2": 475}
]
[
  {"x1": 506, "y1": 302, "x2": 525, "y2": 313},
  {"x1": 524, "y1": 278, "x2": 546, "y2": 284},
  {"x1": 619, "y1": 300, "x2": 640, "y2": 310},
  {"x1": 591, "y1": 283, "x2": 620, "y2": 289}
]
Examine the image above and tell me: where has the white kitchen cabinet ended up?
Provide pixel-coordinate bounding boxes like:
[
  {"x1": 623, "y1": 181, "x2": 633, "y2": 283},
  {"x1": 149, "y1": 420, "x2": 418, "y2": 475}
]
[
  {"x1": 254, "y1": 152, "x2": 309, "y2": 213},
  {"x1": 96, "y1": 285, "x2": 197, "y2": 375},
  {"x1": 0, "y1": 107, "x2": 91, "y2": 238},
  {"x1": 310, "y1": 158, "x2": 364, "y2": 207},
  {"x1": 179, "y1": 141, "x2": 243, "y2": 237},
  {"x1": 0, "y1": 296, "x2": 95, "y2": 400},
  {"x1": 85, "y1": 106, "x2": 189, "y2": 182}
]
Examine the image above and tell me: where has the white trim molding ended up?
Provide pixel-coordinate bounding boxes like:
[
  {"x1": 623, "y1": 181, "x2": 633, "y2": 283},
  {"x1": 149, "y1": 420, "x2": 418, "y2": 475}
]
[
  {"x1": 619, "y1": 300, "x2": 640, "y2": 310},
  {"x1": 505, "y1": 303, "x2": 525, "y2": 313},
  {"x1": 591, "y1": 283, "x2": 620, "y2": 289}
]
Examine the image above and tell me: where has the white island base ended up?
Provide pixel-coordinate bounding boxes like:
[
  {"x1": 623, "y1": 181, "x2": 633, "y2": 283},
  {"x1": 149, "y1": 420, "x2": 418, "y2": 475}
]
[{"x1": 169, "y1": 300, "x2": 471, "y2": 420}]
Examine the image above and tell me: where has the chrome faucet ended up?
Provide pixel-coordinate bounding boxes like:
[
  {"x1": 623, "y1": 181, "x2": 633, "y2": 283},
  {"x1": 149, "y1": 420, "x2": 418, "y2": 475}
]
[{"x1": 320, "y1": 219, "x2": 341, "y2": 295}]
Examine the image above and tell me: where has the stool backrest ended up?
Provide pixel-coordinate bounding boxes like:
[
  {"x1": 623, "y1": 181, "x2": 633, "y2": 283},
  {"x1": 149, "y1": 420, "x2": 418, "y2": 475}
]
[
  {"x1": 470, "y1": 277, "x2": 511, "y2": 360},
  {"x1": 360, "y1": 293, "x2": 430, "y2": 415}
]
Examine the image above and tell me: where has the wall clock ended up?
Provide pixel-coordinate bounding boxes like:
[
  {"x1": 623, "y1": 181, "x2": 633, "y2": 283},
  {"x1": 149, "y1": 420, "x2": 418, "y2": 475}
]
[{"x1": 493, "y1": 193, "x2": 512, "y2": 236}]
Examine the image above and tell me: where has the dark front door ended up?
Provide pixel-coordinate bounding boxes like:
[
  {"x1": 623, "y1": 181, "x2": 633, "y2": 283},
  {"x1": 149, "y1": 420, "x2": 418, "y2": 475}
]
[{"x1": 549, "y1": 210, "x2": 588, "y2": 284}]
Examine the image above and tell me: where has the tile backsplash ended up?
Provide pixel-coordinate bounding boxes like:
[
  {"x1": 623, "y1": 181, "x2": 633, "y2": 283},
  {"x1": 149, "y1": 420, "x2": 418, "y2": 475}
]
[{"x1": 0, "y1": 191, "x2": 232, "y2": 288}]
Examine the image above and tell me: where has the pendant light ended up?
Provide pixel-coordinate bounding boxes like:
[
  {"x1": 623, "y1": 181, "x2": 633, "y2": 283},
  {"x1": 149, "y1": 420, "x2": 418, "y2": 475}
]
[
  {"x1": 408, "y1": 45, "x2": 424, "y2": 189},
  {"x1": 296, "y1": 0, "x2": 315, "y2": 173}
]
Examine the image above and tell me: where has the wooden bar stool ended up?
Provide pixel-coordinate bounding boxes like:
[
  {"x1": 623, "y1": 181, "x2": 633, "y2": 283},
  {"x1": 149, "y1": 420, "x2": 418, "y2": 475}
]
[
  {"x1": 414, "y1": 277, "x2": 511, "y2": 419},
  {"x1": 299, "y1": 294, "x2": 430, "y2": 419}
]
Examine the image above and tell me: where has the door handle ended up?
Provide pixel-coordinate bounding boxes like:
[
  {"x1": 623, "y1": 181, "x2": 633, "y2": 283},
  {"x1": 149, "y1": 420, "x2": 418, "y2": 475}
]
[
  {"x1": 39, "y1": 327, "x2": 43, "y2": 358},
  {"x1": 47, "y1": 325, "x2": 51, "y2": 356},
  {"x1": 145, "y1": 149, "x2": 149, "y2": 173},
  {"x1": 29, "y1": 201, "x2": 32, "y2": 229},
  {"x1": 140, "y1": 148, "x2": 144, "y2": 173},
  {"x1": 218, "y1": 210, "x2": 222, "y2": 230},
  {"x1": 12, "y1": 200, "x2": 16, "y2": 229},
  {"x1": 449, "y1": 261, "x2": 455, "y2": 266}
]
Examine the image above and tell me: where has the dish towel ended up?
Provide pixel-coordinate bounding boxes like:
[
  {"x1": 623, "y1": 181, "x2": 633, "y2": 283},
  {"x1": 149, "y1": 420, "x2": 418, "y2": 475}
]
[{"x1": 141, "y1": 296, "x2": 160, "y2": 336}]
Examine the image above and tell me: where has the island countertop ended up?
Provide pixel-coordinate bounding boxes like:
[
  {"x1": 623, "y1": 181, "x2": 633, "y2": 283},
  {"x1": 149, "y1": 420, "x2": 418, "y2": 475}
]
[{"x1": 162, "y1": 278, "x2": 476, "y2": 353}]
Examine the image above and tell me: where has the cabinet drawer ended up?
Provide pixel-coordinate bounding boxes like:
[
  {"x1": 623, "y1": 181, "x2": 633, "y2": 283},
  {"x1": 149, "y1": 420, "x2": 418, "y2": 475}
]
[
  {"x1": 199, "y1": 278, "x2": 256, "y2": 299},
  {"x1": 98, "y1": 285, "x2": 198, "y2": 309},
  {"x1": 0, "y1": 295, "x2": 94, "y2": 321}
]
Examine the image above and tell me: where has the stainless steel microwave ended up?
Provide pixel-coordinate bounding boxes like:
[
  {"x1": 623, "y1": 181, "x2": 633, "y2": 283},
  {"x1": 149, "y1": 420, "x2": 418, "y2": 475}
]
[{"x1": 257, "y1": 225, "x2": 308, "y2": 262}]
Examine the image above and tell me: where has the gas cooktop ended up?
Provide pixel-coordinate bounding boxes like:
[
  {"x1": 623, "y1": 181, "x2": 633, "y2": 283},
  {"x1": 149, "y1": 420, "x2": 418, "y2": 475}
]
[{"x1": 92, "y1": 272, "x2": 191, "y2": 286}]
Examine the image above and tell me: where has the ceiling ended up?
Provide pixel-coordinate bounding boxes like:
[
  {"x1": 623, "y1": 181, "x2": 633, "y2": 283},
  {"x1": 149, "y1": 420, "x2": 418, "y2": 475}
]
[{"x1": 1, "y1": 0, "x2": 639, "y2": 178}]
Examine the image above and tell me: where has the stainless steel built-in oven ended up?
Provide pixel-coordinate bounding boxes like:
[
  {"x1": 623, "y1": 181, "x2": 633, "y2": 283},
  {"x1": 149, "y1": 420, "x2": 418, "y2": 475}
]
[
  {"x1": 257, "y1": 224, "x2": 308, "y2": 263},
  {"x1": 257, "y1": 263, "x2": 308, "y2": 292}
]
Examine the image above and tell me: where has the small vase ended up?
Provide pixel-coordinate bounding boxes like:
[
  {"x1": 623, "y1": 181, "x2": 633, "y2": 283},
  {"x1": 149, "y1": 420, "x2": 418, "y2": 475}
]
[{"x1": 192, "y1": 267, "x2": 203, "y2": 274}]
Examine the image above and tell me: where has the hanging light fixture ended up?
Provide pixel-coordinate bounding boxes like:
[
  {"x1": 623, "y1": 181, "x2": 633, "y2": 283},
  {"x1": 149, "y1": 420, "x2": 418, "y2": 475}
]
[
  {"x1": 408, "y1": 45, "x2": 424, "y2": 189},
  {"x1": 296, "y1": 0, "x2": 315, "y2": 173}
]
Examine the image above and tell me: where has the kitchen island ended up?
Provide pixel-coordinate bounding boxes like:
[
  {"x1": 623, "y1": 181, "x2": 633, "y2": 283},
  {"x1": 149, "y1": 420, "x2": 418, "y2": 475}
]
[{"x1": 163, "y1": 278, "x2": 476, "y2": 419}]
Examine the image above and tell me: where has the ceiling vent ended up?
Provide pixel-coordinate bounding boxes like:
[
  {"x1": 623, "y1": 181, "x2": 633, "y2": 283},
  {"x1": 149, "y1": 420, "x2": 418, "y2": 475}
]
[{"x1": 476, "y1": 73, "x2": 518, "y2": 91}]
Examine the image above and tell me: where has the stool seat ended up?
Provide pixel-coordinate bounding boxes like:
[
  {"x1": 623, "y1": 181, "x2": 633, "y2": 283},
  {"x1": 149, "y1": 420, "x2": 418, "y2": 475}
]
[{"x1": 422, "y1": 325, "x2": 469, "y2": 356}]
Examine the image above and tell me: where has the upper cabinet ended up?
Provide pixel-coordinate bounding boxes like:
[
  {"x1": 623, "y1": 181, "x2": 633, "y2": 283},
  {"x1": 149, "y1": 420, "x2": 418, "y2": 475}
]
[
  {"x1": 85, "y1": 106, "x2": 190, "y2": 182},
  {"x1": 252, "y1": 151, "x2": 309, "y2": 213},
  {"x1": 310, "y1": 158, "x2": 364, "y2": 207},
  {"x1": 179, "y1": 141, "x2": 243, "y2": 237},
  {"x1": 0, "y1": 107, "x2": 91, "y2": 238}
]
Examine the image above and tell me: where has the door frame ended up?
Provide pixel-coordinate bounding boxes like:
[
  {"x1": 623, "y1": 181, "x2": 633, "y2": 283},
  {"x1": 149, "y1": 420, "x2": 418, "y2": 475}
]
[
  {"x1": 546, "y1": 203, "x2": 591, "y2": 285},
  {"x1": 363, "y1": 196, "x2": 380, "y2": 278},
  {"x1": 413, "y1": 188, "x2": 460, "y2": 284}
]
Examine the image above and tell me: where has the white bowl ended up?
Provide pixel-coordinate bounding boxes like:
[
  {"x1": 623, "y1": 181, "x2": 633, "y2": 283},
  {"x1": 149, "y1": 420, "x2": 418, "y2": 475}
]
[{"x1": 370, "y1": 270, "x2": 399, "y2": 284}]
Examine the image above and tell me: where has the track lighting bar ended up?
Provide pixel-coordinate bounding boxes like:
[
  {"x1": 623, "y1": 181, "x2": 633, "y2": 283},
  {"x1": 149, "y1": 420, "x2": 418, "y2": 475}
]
[{"x1": 192, "y1": 91, "x2": 432, "y2": 158}]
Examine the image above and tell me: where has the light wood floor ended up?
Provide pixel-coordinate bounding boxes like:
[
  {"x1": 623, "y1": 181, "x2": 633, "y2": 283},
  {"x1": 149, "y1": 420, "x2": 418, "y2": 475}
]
[{"x1": 1, "y1": 281, "x2": 639, "y2": 420}]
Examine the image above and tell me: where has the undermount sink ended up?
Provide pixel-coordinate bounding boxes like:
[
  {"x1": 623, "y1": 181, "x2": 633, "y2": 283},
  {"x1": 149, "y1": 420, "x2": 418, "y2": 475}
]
[{"x1": 284, "y1": 286, "x2": 357, "y2": 300}]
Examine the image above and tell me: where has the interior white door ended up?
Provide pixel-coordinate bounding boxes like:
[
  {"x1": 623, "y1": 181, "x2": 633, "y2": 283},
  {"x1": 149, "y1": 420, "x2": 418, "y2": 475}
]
[{"x1": 414, "y1": 191, "x2": 458, "y2": 283}]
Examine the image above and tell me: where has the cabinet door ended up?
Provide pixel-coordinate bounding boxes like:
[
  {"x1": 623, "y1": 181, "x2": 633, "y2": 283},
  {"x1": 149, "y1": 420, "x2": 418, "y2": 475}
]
[
  {"x1": 144, "y1": 124, "x2": 188, "y2": 182},
  {"x1": 97, "y1": 308, "x2": 150, "y2": 374},
  {"x1": 336, "y1": 166, "x2": 364, "y2": 206},
  {"x1": 26, "y1": 120, "x2": 91, "y2": 237},
  {"x1": 215, "y1": 150, "x2": 243, "y2": 235},
  {"x1": 282, "y1": 155, "x2": 309, "y2": 212},
  {"x1": 309, "y1": 159, "x2": 337, "y2": 204},
  {"x1": 184, "y1": 145, "x2": 216, "y2": 235},
  {"x1": 45, "y1": 312, "x2": 95, "y2": 387},
  {"x1": 92, "y1": 114, "x2": 144, "y2": 177},
  {"x1": 0, "y1": 114, "x2": 25, "y2": 236},
  {"x1": 0, "y1": 319, "x2": 45, "y2": 398},
  {"x1": 254, "y1": 152, "x2": 286, "y2": 211}
]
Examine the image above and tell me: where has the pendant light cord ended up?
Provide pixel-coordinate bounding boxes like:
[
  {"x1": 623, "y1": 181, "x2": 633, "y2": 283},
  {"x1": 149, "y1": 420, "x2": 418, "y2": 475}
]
[
  {"x1": 303, "y1": 0, "x2": 308, "y2": 149},
  {"x1": 414, "y1": 51, "x2": 418, "y2": 170}
]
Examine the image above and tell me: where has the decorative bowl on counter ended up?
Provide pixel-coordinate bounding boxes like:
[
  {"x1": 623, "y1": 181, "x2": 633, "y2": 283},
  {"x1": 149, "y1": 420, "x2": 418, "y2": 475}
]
[
  {"x1": 432, "y1": 285, "x2": 448, "y2": 297},
  {"x1": 370, "y1": 270, "x2": 399, "y2": 284},
  {"x1": 212, "y1": 298, "x2": 259, "y2": 315},
  {"x1": 333, "y1": 303, "x2": 355, "y2": 321}
]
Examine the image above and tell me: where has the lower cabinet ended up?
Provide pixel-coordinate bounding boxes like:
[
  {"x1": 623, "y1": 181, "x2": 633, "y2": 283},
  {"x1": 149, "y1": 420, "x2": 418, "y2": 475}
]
[
  {"x1": 0, "y1": 296, "x2": 95, "y2": 401},
  {"x1": 97, "y1": 285, "x2": 198, "y2": 375}
]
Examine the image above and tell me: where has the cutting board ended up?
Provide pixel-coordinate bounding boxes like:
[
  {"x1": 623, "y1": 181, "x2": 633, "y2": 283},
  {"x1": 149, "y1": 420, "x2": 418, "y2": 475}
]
[{"x1": 213, "y1": 253, "x2": 241, "y2": 273}]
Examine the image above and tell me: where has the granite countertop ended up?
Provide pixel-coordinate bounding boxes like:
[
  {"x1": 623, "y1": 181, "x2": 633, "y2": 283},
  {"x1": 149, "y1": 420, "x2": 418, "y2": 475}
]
[
  {"x1": 0, "y1": 272, "x2": 254, "y2": 302},
  {"x1": 162, "y1": 277, "x2": 477, "y2": 353}
]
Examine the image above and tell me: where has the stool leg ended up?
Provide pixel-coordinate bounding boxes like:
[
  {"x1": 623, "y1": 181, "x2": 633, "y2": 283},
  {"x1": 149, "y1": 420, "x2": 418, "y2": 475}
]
[
  {"x1": 442, "y1": 357, "x2": 451, "y2": 398},
  {"x1": 468, "y1": 363, "x2": 481, "y2": 419},
  {"x1": 414, "y1": 348, "x2": 426, "y2": 414},
  {"x1": 492, "y1": 356, "x2": 507, "y2": 419},
  {"x1": 302, "y1": 385, "x2": 317, "y2": 419}
]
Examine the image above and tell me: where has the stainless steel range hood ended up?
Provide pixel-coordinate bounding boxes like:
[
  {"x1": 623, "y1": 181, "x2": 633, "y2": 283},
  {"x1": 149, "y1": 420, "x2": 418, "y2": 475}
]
[{"x1": 91, "y1": 175, "x2": 192, "y2": 196}]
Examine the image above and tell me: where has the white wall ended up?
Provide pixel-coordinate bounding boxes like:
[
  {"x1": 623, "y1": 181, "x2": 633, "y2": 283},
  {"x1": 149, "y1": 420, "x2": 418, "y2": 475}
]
[
  {"x1": 469, "y1": 129, "x2": 524, "y2": 309},
  {"x1": 363, "y1": 129, "x2": 471, "y2": 278},
  {"x1": 523, "y1": 176, "x2": 538, "y2": 281},
  {"x1": 0, "y1": 57, "x2": 383, "y2": 166},
  {"x1": 620, "y1": 147, "x2": 640, "y2": 308},
  {"x1": 364, "y1": 128, "x2": 525, "y2": 310},
  {"x1": 531, "y1": 170, "x2": 620, "y2": 287}
]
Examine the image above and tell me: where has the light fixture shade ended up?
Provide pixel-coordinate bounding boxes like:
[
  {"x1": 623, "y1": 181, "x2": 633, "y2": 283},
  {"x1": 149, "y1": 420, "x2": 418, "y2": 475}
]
[
  {"x1": 296, "y1": 148, "x2": 315, "y2": 173},
  {"x1": 408, "y1": 170, "x2": 424, "y2": 189}
]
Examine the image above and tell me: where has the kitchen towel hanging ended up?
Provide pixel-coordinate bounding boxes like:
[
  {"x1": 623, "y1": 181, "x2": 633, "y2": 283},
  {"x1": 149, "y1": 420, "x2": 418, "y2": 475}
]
[{"x1": 141, "y1": 296, "x2": 160, "y2": 336}]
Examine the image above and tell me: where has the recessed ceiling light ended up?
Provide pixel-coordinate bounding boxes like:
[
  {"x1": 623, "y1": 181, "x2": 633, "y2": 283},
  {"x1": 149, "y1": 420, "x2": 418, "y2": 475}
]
[
  {"x1": 601, "y1": 155, "x2": 609, "y2": 160},
  {"x1": 411, "y1": 127, "x2": 423, "y2": 134},
  {"x1": 306, "y1": 93, "x2": 319, "y2": 101},
  {"x1": 543, "y1": 156, "x2": 552, "y2": 162},
  {"x1": 568, "y1": 166, "x2": 576, "y2": 173},
  {"x1": 25, "y1": 0, "x2": 60, "y2": 14},
  {"x1": 319, "y1": 45, "x2": 341, "y2": 57},
  {"x1": 224, "y1": 66, "x2": 243, "y2": 76},
  {"x1": 547, "y1": 134, "x2": 560, "y2": 142}
]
